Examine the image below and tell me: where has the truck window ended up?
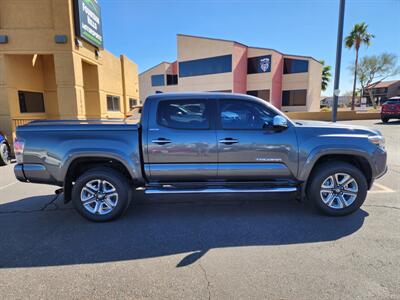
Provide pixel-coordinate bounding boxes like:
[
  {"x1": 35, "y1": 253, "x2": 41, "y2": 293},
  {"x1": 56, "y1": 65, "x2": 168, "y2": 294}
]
[
  {"x1": 157, "y1": 99, "x2": 210, "y2": 129},
  {"x1": 220, "y1": 99, "x2": 276, "y2": 130}
]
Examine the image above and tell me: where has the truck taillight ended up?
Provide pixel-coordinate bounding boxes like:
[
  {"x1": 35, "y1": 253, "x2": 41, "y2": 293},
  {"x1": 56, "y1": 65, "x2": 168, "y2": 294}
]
[{"x1": 13, "y1": 137, "x2": 25, "y2": 164}]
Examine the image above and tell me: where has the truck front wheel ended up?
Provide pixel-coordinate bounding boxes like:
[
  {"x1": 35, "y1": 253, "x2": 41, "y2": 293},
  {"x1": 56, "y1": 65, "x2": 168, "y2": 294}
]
[
  {"x1": 71, "y1": 168, "x2": 131, "y2": 222},
  {"x1": 307, "y1": 162, "x2": 368, "y2": 216}
]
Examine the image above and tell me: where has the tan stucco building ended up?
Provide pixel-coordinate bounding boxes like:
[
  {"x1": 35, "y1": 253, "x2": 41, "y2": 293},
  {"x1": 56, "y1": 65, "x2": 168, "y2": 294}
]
[
  {"x1": 140, "y1": 34, "x2": 322, "y2": 112},
  {"x1": 0, "y1": 0, "x2": 139, "y2": 141}
]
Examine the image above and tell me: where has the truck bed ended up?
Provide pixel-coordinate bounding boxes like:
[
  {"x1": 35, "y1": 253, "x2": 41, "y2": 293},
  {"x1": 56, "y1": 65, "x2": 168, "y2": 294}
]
[{"x1": 15, "y1": 119, "x2": 143, "y2": 186}]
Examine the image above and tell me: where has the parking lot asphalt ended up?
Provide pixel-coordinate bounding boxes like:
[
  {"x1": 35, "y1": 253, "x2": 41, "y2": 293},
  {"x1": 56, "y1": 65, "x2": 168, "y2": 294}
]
[{"x1": 0, "y1": 119, "x2": 399, "y2": 299}]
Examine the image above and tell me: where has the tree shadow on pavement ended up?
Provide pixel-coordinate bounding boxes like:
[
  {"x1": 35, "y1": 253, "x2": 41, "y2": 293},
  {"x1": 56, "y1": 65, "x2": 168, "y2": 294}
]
[{"x1": 0, "y1": 193, "x2": 368, "y2": 269}]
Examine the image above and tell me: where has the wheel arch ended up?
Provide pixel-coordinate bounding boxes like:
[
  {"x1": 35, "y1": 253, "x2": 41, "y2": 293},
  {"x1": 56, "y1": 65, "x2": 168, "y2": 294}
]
[
  {"x1": 304, "y1": 153, "x2": 373, "y2": 193},
  {"x1": 63, "y1": 156, "x2": 137, "y2": 203}
]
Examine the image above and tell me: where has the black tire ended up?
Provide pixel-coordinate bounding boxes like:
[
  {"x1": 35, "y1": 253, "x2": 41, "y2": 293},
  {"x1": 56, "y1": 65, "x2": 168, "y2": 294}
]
[
  {"x1": 72, "y1": 167, "x2": 131, "y2": 222},
  {"x1": 0, "y1": 142, "x2": 11, "y2": 166},
  {"x1": 381, "y1": 117, "x2": 389, "y2": 123},
  {"x1": 307, "y1": 162, "x2": 368, "y2": 216}
]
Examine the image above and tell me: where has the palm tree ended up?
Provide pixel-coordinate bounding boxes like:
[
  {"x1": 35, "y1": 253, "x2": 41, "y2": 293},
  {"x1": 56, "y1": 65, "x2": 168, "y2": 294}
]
[
  {"x1": 345, "y1": 22, "x2": 374, "y2": 110},
  {"x1": 320, "y1": 60, "x2": 331, "y2": 92}
]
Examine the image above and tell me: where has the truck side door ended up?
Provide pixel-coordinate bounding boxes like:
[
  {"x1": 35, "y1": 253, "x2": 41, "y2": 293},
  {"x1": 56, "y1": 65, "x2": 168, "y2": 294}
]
[
  {"x1": 216, "y1": 98, "x2": 298, "y2": 181},
  {"x1": 145, "y1": 98, "x2": 218, "y2": 182}
]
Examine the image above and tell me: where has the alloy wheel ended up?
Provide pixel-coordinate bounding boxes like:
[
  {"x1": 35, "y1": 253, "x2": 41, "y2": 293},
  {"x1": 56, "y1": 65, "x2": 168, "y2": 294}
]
[
  {"x1": 80, "y1": 179, "x2": 119, "y2": 215},
  {"x1": 1, "y1": 145, "x2": 10, "y2": 163},
  {"x1": 320, "y1": 173, "x2": 358, "y2": 209}
]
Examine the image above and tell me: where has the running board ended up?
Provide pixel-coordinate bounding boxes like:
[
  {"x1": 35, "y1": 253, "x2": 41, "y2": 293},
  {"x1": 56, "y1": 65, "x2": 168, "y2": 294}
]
[{"x1": 144, "y1": 186, "x2": 297, "y2": 195}]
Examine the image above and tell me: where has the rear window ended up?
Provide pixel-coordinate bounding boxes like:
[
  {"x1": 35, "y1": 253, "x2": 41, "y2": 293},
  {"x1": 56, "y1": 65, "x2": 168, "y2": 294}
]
[{"x1": 384, "y1": 99, "x2": 400, "y2": 104}]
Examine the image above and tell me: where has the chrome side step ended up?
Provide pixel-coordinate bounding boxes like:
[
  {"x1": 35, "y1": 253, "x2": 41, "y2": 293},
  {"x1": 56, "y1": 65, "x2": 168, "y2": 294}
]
[{"x1": 144, "y1": 186, "x2": 297, "y2": 195}]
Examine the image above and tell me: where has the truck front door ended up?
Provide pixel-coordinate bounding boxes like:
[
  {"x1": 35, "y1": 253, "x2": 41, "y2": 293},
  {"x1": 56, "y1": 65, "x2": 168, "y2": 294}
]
[
  {"x1": 145, "y1": 98, "x2": 218, "y2": 182},
  {"x1": 216, "y1": 98, "x2": 298, "y2": 181}
]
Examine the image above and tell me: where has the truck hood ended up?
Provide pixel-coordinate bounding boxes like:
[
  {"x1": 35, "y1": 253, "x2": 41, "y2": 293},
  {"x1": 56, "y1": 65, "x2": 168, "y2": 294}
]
[{"x1": 293, "y1": 120, "x2": 381, "y2": 136}]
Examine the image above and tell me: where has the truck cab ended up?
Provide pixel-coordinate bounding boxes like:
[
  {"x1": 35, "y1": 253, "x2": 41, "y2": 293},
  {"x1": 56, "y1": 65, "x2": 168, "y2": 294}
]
[{"x1": 141, "y1": 93, "x2": 297, "y2": 184}]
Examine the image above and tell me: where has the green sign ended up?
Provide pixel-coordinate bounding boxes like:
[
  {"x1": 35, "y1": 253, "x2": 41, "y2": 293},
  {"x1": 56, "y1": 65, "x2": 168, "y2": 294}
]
[{"x1": 74, "y1": 0, "x2": 103, "y2": 48}]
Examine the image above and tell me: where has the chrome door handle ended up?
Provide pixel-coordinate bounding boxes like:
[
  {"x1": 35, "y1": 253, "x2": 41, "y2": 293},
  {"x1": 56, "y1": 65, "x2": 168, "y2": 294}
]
[
  {"x1": 152, "y1": 138, "x2": 171, "y2": 145},
  {"x1": 219, "y1": 138, "x2": 239, "y2": 145}
]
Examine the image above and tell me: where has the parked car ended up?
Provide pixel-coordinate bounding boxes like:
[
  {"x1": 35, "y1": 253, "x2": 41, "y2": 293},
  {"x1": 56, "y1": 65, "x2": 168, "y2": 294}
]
[
  {"x1": 381, "y1": 96, "x2": 400, "y2": 123},
  {"x1": 0, "y1": 131, "x2": 11, "y2": 166},
  {"x1": 13, "y1": 93, "x2": 387, "y2": 222}
]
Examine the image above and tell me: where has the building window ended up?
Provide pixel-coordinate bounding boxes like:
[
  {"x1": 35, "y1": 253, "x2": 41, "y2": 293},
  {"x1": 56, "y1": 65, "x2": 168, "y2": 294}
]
[
  {"x1": 18, "y1": 91, "x2": 45, "y2": 113},
  {"x1": 247, "y1": 55, "x2": 272, "y2": 74},
  {"x1": 219, "y1": 99, "x2": 276, "y2": 130},
  {"x1": 157, "y1": 99, "x2": 210, "y2": 129},
  {"x1": 129, "y1": 98, "x2": 138, "y2": 109},
  {"x1": 247, "y1": 90, "x2": 270, "y2": 102},
  {"x1": 151, "y1": 74, "x2": 165, "y2": 87},
  {"x1": 282, "y1": 89, "x2": 307, "y2": 106},
  {"x1": 166, "y1": 74, "x2": 178, "y2": 85},
  {"x1": 209, "y1": 90, "x2": 232, "y2": 93},
  {"x1": 283, "y1": 58, "x2": 309, "y2": 74},
  {"x1": 179, "y1": 55, "x2": 232, "y2": 77},
  {"x1": 107, "y1": 95, "x2": 120, "y2": 111}
]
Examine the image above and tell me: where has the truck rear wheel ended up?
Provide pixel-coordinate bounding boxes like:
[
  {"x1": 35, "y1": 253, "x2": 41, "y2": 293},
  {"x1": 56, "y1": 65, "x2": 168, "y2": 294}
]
[
  {"x1": 72, "y1": 168, "x2": 131, "y2": 222},
  {"x1": 307, "y1": 162, "x2": 367, "y2": 216},
  {"x1": 381, "y1": 117, "x2": 389, "y2": 123}
]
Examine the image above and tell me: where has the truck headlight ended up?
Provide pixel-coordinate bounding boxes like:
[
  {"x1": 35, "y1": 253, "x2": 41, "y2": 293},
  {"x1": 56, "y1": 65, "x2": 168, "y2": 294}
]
[{"x1": 368, "y1": 135, "x2": 385, "y2": 149}]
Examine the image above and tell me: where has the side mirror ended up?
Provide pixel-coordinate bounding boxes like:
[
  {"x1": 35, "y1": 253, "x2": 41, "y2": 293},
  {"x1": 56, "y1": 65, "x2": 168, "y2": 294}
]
[{"x1": 272, "y1": 115, "x2": 288, "y2": 129}]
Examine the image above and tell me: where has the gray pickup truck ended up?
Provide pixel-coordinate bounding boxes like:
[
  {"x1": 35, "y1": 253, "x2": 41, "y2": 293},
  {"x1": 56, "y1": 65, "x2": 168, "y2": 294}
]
[{"x1": 14, "y1": 93, "x2": 387, "y2": 221}]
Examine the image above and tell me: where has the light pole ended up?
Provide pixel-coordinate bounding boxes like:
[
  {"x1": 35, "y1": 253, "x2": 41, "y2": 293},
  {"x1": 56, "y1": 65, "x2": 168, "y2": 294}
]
[{"x1": 332, "y1": 0, "x2": 346, "y2": 122}]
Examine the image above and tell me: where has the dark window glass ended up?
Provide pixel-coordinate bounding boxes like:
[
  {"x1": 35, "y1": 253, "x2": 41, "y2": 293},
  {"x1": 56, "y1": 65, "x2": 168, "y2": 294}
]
[
  {"x1": 166, "y1": 74, "x2": 178, "y2": 85},
  {"x1": 246, "y1": 90, "x2": 270, "y2": 102},
  {"x1": 18, "y1": 91, "x2": 45, "y2": 113},
  {"x1": 209, "y1": 90, "x2": 232, "y2": 93},
  {"x1": 179, "y1": 55, "x2": 232, "y2": 77},
  {"x1": 247, "y1": 55, "x2": 272, "y2": 74},
  {"x1": 129, "y1": 98, "x2": 138, "y2": 109},
  {"x1": 220, "y1": 100, "x2": 276, "y2": 130},
  {"x1": 384, "y1": 99, "x2": 400, "y2": 104},
  {"x1": 107, "y1": 95, "x2": 120, "y2": 111},
  {"x1": 282, "y1": 90, "x2": 307, "y2": 106},
  {"x1": 283, "y1": 58, "x2": 309, "y2": 74},
  {"x1": 157, "y1": 100, "x2": 210, "y2": 129},
  {"x1": 151, "y1": 74, "x2": 165, "y2": 86}
]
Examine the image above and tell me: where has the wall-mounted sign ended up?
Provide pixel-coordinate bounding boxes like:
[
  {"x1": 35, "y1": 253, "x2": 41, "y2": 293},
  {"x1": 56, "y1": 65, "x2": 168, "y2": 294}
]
[
  {"x1": 74, "y1": 0, "x2": 103, "y2": 48},
  {"x1": 247, "y1": 55, "x2": 272, "y2": 74},
  {"x1": 259, "y1": 57, "x2": 271, "y2": 72}
]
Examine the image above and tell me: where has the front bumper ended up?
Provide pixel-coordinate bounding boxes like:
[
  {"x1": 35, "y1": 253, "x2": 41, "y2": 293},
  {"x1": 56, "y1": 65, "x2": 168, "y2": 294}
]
[{"x1": 372, "y1": 148, "x2": 388, "y2": 179}]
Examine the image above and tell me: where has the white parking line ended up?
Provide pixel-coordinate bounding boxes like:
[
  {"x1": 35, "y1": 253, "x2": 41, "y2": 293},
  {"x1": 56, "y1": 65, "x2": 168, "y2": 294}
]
[
  {"x1": 369, "y1": 182, "x2": 396, "y2": 194},
  {"x1": 0, "y1": 181, "x2": 18, "y2": 191}
]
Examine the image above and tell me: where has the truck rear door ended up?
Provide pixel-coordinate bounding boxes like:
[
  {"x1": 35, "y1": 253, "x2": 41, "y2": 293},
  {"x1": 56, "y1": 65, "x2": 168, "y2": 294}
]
[{"x1": 145, "y1": 97, "x2": 218, "y2": 182}]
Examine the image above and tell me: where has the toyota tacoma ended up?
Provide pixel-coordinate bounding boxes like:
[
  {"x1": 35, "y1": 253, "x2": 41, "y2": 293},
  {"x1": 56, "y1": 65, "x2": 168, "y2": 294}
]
[{"x1": 14, "y1": 93, "x2": 387, "y2": 221}]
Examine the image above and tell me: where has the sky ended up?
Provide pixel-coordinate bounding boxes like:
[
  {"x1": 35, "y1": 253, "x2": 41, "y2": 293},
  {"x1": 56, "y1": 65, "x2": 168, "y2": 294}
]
[{"x1": 100, "y1": 0, "x2": 400, "y2": 96}]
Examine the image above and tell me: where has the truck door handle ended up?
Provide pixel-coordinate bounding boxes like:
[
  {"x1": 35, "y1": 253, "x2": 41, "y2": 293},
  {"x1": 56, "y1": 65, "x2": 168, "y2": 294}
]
[
  {"x1": 152, "y1": 138, "x2": 171, "y2": 145},
  {"x1": 219, "y1": 138, "x2": 239, "y2": 145}
]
